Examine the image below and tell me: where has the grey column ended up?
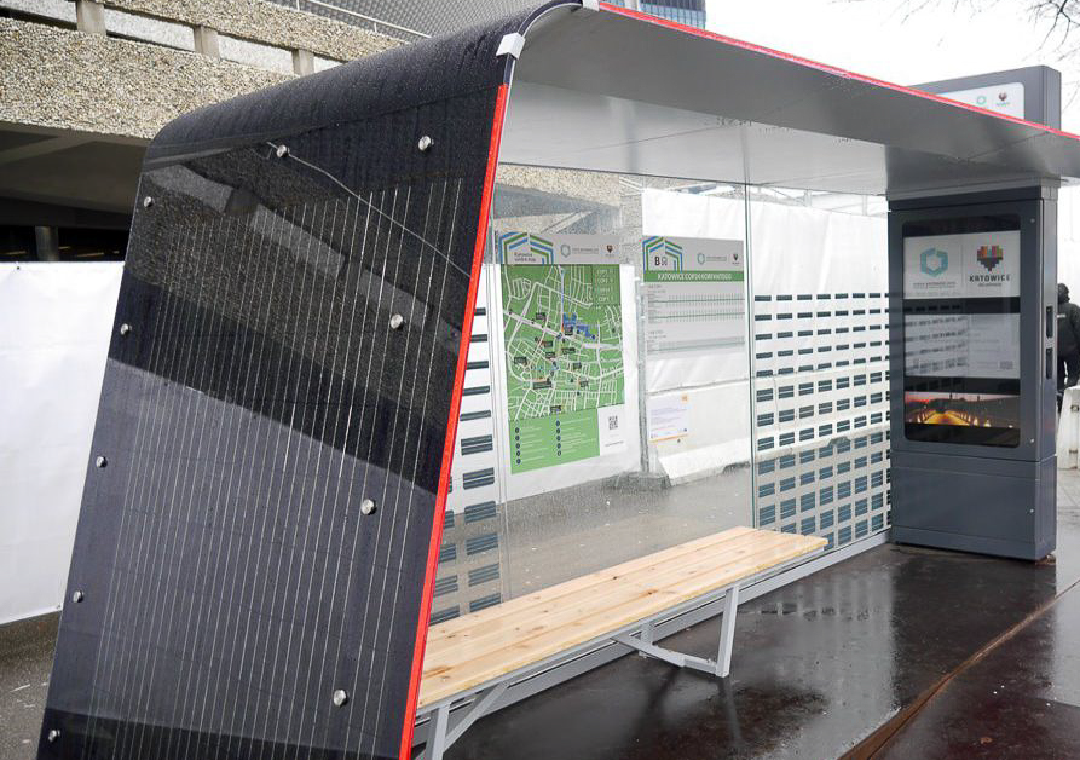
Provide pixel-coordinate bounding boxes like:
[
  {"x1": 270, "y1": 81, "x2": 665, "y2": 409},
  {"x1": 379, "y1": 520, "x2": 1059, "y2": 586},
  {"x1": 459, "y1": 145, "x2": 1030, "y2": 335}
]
[
  {"x1": 194, "y1": 26, "x2": 221, "y2": 58},
  {"x1": 34, "y1": 226, "x2": 60, "y2": 261},
  {"x1": 75, "y1": 0, "x2": 105, "y2": 35},
  {"x1": 292, "y1": 49, "x2": 315, "y2": 76}
]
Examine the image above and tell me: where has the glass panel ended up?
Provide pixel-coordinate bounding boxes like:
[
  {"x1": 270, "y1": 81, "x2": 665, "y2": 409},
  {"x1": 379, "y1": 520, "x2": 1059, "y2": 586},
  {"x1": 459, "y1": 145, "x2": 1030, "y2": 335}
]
[
  {"x1": 747, "y1": 189, "x2": 891, "y2": 550},
  {"x1": 436, "y1": 168, "x2": 754, "y2": 619}
]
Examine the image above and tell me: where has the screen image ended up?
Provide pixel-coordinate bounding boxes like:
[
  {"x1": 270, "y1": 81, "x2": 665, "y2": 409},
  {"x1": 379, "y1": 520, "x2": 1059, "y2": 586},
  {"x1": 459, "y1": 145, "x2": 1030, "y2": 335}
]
[
  {"x1": 905, "y1": 391, "x2": 1020, "y2": 428},
  {"x1": 901, "y1": 213, "x2": 1022, "y2": 447}
]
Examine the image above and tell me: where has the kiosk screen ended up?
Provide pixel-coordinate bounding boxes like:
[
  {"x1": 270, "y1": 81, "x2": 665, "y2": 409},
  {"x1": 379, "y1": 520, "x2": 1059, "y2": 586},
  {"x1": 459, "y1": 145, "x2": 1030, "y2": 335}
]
[{"x1": 902, "y1": 214, "x2": 1022, "y2": 447}]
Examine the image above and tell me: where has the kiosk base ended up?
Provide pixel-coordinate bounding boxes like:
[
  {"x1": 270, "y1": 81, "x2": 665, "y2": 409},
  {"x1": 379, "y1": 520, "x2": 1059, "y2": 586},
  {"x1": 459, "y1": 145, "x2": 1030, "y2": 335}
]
[{"x1": 892, "y1": 452, "x2": 1056, "y2": 561}]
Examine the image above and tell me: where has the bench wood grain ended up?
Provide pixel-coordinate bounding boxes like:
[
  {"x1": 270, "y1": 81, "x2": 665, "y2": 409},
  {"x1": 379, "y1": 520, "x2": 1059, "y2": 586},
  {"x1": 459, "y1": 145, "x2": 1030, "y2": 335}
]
[{"x1": 419, "y1": 527, "x2": 825, "y2": 708}]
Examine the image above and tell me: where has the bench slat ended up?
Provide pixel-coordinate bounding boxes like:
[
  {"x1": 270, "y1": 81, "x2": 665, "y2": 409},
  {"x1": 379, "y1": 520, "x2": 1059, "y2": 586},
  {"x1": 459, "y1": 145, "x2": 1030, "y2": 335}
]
[
  {"x1": 419, "y1": 528, "x2": 824, "y2": 708},
  {"x1": 425, "y1": 530, "x2": 793, "y2": 655},
  {"x1": 423, "y1": 532, "x2": 795, "y2": 672},
  {"x1": 428, "y1": 527, "x2": 759, "y2": 640}
]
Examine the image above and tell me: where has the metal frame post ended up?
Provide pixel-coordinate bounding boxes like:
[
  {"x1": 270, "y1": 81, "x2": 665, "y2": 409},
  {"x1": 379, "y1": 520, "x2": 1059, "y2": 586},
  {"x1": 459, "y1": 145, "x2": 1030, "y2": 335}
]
[{"x1": 716, "y1": 581, "x2": 740, "y2": 677}]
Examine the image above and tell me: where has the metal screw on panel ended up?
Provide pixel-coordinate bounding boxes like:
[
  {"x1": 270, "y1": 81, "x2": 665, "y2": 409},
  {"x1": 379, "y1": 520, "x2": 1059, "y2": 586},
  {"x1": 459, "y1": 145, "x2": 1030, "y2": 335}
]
[
  {"x1": 276, "y1": 144, "x2": 289, "y2": 158},
  {"x1": 119, "y1": 322, "x2": 132, "y2": 336},
  {"x1": 360, "y1": 499, "x2": 377, "y2": 515},
  {"x1": 95, "y1": 456, "x2": 108, "y2": 468},
  {"x1": 72, "y1": 591, "x2": 84, "y2": 603},
  {"x1": 142, "y1": 196, "x2": 153, "y2": 208},
  {"x1": 47, "y1": 730, "x2": 60, "y2": 743},
  {"x1": 390, "y1": 314, "x2": 405, "y2": 330},
  {"x1": 332, "y1": 689, "x2": 349, "y2": 707},
  {"x1": 417, "y1": 135, "x2": 434, "y2": 152}
]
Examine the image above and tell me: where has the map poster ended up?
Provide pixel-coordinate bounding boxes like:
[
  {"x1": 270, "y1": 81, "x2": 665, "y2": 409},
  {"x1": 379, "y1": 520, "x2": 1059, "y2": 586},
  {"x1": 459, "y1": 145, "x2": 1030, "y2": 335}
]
[
  {"x1": 497, "y1": 231, "x2": 627, "y2": 474},
  {"x1": 641, "y1": 236, "x2": 746, "y2": 357}
]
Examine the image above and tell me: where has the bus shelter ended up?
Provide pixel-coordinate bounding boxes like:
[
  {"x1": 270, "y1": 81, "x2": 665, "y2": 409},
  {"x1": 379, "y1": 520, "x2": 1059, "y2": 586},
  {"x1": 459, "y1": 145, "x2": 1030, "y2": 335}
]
[{"x1": 36, "y1": 2, "x2": 1080, "y2": 759}]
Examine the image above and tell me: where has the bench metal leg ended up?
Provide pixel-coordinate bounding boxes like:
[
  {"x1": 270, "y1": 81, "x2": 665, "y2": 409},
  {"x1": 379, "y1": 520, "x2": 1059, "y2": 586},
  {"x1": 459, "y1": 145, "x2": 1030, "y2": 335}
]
[
  {"x1": 426, "y1": 703, "x2": 451, "y2": 760},
  {"x1": 716, "y1": 581, "x2": 740, "y2": 677},
  {"x1": 421, "y1": 681, "x2": 508, "y2": 760},
  {"x1": 613, "y1": 582, "x2": 741, "y2": 679}
]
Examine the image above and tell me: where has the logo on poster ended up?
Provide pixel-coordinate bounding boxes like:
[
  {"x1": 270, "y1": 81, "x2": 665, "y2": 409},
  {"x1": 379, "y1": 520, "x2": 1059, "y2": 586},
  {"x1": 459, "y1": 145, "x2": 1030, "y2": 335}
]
[
  {"x1": 977, "y1": 245, "x2": 1004, "y2": 272},
  {"x1": 919, "y1": 248, "x2": 948, "y2": 277}
]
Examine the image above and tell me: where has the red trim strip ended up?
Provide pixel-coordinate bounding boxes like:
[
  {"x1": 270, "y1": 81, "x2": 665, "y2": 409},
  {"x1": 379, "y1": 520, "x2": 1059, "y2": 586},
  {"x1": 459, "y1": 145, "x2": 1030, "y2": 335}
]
[
  {"x1": 598, "y1": 2, "x2": 1080, "y2": 142},
  {"x1": 399, "y1": 81, "x2": 510, "y2": 760}
]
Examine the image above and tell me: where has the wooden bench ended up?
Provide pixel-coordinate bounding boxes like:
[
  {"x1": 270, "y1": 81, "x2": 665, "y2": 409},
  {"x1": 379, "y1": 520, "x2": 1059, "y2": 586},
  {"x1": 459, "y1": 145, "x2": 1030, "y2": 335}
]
[{"x1": 416, "y1": 526, "x2": 826, "y2": 759}]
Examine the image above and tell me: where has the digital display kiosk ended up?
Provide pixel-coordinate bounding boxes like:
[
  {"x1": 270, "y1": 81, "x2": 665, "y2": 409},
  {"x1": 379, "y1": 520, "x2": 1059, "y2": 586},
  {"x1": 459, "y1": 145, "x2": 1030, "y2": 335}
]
[
  {"x1": 902, "y1": 214, "x2": 1022, "y2": 447},
  {"x1": 890, "y1": 189, "x2": 1057, "y2": 560}
]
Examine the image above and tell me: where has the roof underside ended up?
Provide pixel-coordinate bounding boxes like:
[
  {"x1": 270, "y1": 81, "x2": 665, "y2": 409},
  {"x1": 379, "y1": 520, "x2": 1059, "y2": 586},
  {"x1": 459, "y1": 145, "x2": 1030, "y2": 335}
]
[{"x1": 502, "y1": 4, "x2": 1080, "y2": 196}]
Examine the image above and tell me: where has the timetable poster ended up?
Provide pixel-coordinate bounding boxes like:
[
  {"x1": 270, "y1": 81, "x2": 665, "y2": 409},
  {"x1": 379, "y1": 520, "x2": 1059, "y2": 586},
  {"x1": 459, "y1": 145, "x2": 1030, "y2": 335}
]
[{"x1": 641, "y1": 236, "x2": 746, "y2": 357}]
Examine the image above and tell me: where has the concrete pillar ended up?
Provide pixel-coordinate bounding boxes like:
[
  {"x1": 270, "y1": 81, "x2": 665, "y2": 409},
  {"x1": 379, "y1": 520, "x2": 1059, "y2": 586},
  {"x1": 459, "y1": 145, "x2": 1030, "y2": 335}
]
[
  {"x1": 34, "y1": 226, "x2": 60, "y2": 261},
  {"x1": 75, "y1": 0, "x2": 105, "y2": 35},
  {"x1": 194, "y1": 26, "x2": 221, "y2": 58},
  {"x1": 292, "y1": 49, "x2": 315, "y2": 76}
]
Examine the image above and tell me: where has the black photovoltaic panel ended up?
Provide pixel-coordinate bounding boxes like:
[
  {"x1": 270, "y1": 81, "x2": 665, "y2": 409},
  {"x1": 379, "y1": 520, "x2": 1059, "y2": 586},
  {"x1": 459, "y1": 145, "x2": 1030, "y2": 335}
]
[{"x1": 35, "y1": 4, "x2": 569, "y2": 757}]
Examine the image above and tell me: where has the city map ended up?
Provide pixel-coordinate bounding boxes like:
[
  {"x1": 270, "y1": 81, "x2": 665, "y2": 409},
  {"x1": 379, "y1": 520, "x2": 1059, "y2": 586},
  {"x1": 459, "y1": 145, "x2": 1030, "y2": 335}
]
[{"x1": 501, "y1": 263, "x2": 624, "y2": 472}]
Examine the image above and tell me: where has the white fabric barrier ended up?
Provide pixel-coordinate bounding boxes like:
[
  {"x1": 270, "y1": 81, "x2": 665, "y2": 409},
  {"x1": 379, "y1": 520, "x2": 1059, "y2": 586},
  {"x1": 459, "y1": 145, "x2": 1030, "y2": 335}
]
[
  {"x1": 1058, "y1": 386, "x2": 1080, "y2": 469},
  {"x1": 0, "y1": 263, "x2": 122, "y2": 624}
]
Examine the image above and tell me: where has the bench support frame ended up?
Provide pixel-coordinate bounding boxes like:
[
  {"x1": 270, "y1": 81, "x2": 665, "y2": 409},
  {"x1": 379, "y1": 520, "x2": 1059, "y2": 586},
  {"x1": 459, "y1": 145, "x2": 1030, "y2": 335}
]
[
  {"x1": 418, "y1": 579, "x2": 749, "y2": 760},
  {"x1": 615, "y1": 580, "x2": 740, "y2": 677}
]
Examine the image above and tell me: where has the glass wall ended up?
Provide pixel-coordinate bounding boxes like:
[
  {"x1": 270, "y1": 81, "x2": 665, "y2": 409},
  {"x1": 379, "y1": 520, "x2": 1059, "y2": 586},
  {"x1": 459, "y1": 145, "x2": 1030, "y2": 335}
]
[
  {"x1": 433, "y1": 167, "x2": 755, "y2": 621},
  {"x1": 431, "y1": 170, "x2": 892, "y2": 624}
]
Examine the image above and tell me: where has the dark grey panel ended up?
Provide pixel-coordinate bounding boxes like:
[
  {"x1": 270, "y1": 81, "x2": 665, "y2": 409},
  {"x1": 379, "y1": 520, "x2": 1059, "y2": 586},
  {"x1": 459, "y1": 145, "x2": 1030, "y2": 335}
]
[
  {"x1": 891, "y1": 453, "x2": 1055, "y2": 560},
  {"x1": 915, "y1": 66, "x2": 1062, "y2": 130}
]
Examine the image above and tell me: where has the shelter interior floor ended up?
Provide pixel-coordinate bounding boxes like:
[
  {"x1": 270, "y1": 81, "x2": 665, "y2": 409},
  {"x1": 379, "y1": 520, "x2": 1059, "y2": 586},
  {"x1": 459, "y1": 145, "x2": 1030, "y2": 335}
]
[{"x1": 4, "y1": 471, "x2": 1080, "y2": 760}]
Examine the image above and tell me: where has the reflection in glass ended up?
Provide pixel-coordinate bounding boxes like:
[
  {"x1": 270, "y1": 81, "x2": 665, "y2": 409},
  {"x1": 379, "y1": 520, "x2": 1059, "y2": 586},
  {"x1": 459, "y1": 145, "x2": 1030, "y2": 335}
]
[
  {"x1": 434, "y1": 169, "x2": 755, "y2": 622},
  {"x1": 748, "y1": 188, "x2": 892, "y2": 551}
]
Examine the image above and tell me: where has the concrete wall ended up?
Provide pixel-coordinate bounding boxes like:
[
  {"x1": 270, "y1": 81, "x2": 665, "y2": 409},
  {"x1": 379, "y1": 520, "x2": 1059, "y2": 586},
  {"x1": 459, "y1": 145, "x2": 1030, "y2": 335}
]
[{"x1": 0, "y1": 0, "x2": 400, "y2": 140}]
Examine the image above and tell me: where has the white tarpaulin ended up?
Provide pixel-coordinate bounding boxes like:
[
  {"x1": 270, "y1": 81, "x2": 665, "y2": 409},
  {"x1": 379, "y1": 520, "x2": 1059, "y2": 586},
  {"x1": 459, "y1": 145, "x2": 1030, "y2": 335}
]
[{"x1": 0, "y1": 263, "x2": 122, "y2": 624}]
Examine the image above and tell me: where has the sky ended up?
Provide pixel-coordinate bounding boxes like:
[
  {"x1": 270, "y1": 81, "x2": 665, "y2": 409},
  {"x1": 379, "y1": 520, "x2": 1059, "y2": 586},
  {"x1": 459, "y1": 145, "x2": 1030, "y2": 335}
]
[{"x1": 704, "y1": 0, "x2": 1080, "y2": 129}]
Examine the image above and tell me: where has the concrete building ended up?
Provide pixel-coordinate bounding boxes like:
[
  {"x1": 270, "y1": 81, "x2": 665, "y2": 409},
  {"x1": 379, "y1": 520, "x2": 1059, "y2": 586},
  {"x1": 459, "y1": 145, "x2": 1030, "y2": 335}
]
[
  {"x1": 265, "y1": 0, "x2": 706, "y2": 37},
  {"x1": 0, "y1": 0, "x2": 415, "y2": 261}
]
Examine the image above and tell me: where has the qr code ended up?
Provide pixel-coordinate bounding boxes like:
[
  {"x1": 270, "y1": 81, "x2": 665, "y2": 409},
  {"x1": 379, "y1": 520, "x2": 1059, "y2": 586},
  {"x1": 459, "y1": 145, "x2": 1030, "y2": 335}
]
[{"x1": 608, "y1": 415, "x2": 619, "y2": 431}]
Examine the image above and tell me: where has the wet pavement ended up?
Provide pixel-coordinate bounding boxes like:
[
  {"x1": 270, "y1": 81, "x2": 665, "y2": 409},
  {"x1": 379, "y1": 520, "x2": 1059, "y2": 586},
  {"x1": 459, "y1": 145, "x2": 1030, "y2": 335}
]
[
  {"x1": 4, "y1": 472, "x2": 1080, "y2": 760},
  {"x1": 0, "y1": 614, "x2": 56, "y2": 759},
  {"x1": 875, "y1": 581, "x2": 1080, "y2": 759}
]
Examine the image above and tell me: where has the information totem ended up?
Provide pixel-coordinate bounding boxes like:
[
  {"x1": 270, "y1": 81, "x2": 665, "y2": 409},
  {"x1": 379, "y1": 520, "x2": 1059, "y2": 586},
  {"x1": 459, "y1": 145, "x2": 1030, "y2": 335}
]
[{"x1": 889, "y1": 186, "x2": 1057, "y2": 560}]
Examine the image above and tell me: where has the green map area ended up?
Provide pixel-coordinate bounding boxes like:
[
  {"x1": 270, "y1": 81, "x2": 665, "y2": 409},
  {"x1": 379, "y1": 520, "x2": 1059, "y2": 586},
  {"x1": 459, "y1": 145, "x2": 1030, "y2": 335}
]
[{"x1": 502, "y1": 264, "x2": 624, "y2": 473}]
